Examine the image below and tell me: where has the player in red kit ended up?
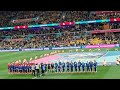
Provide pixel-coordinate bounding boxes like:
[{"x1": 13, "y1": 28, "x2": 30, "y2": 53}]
[{"x1": 8, "y1": 63, "x2": 11, "y2": 73}]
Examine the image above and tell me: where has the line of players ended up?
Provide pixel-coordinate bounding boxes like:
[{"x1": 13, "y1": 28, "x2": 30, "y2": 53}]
[
  {"x1": 8, "y1": 60, "x2": 97, "y2": 75},
  {"x1": 8, "y1": 62, "x2": 32, "y2": 74},
  {"x1": 48, "y1": 60, "x2": 97, "y2": 73},
  {"x1": 7, "y1": 50, "x2": 59, "y2": 74},
  {"x1": 31, "y1": 60, "x2": 98, "y2": 77}
]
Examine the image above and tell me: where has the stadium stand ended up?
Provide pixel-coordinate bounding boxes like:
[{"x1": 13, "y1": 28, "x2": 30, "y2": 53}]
[{"x1": 0, "y1": 11, "x2": 120, "y2": 49}]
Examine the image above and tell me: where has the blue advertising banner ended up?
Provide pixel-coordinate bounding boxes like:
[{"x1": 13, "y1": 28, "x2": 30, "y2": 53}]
[
  {"x1": 52, "y1": 46, "x2": 81, "y2": 50},
  {"x1": 0, "y1": 45, "x2": 119, "y2": 52}
]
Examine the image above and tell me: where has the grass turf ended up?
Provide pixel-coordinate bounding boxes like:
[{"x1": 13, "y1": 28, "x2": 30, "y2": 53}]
[{"x1": 0, "y1": 47, "x2": 120, "y2": 79}]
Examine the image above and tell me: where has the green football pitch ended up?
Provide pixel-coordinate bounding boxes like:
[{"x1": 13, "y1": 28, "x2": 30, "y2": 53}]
[{"x1": 0, "y1": 48, "x2": 120, "y2": 79}]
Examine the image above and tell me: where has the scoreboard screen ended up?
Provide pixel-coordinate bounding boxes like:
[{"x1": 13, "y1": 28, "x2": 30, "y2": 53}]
[{"x1": 59, "y1": 22, "x2": 75, "y2": 26}]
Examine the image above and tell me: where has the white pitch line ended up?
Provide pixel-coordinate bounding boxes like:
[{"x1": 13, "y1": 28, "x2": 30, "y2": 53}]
[{"x1": 96, "y1": 51, "x2": 109, "y2": 61}]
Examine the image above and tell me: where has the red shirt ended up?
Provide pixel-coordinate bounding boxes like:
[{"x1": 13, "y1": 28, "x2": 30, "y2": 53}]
[{"x1": 8, "y1": 64, "x2": 10, "y2": 69}]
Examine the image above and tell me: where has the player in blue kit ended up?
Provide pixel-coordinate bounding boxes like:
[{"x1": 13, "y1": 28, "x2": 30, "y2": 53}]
[
  {"x1": 20, "y1": 64, "x2": 23, "y2": 73},
  {"x1": 16, "y1": 64, "x2": 19, "y2": 73},
  {"x1": 19, "y1": 64, "x2": 23, "y2": 73},
  {"x1": 14, "y1": 64, "x2": 18, "y2": 73},
  {"x1": 69, "y1": 62, "x2": 72, "y2": 72},
  {"x1": 51, "y1": 63, "x2": 54, "y2": 73},
  {"x1": 22, "y1": 64, "x2": 25, "y2": 73},
  {"x1": 89, "y1": 61, "x2": 93, "y2": 72},
  {"x1": 66, "y1": 62, "x2": 69, "y2": 72},
  {"x1": 58, "y1": 64, "x2": 61, "y2": 73},
  {"x1": 86, "y1": 61, "x2": 90, "y2": 72},
  {"x1": 43, "y1": 64, "x2": 46, "y2": 76},
  {"x1": 41, "y1": 63, "x2": 45, "y2": 76},
  {"x1": 59, "y1": 61, "x2": 62, "y2": 66},
  {"x1": 23, "y1": 64, "x2": 27, "y2": 73},
  {"x1": 14, "y1": 64, "x2": 17, "y2": 73},
  {"x1": 70, "y1": 61, "x2": 73, "y2": 72},
  {"x1": 93, "y1": 60, "x2": 97, "y2": 72},
  {"x1": 12, "y1": 63, "x2": 15, "y2": 73},
  {"x1": 81, "y1": 62, "x2": 85, "y2": 72},
  {"x1": 28, "y1": 64, "x2": 31, "y2": 73},
  {"x1": 17, "y1": 64, "x2": 20, "y2": 73},
  {"x1": 48, "y1": 63, "x2": 51, "y2": 72},
  {"x1": 55, "y1": 62, "x2": 58, "y2": 72},
  {"x1": 45, "y1": 64, "x2": 47, "y2": 73},
  {"x1": 62, "y1": 62, "x2": 65, "y2": 72},
  {"x1": 26, "y1": 64, "x2": 29, "y2": 73},
  {"x1": 9, "y1": 63, "x2": 13, "y2": 73},
  {"x1": 77, "y1": 60, "x2": 82, "y2": 72},
  {"x1": 58, "y1": 61, "x2": 62, "y2": 72},
  {"x1": 74, "y1": 61, "x2": 77, "y2": 72}
]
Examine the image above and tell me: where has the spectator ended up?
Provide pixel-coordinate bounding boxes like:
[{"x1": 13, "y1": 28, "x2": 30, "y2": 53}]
[{"x1": 0, "y1": 11, "x2": 120, "y2": 49}]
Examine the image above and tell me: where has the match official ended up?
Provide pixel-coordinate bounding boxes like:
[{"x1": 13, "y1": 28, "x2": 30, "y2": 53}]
[
  {"x1": 55, "y1": 62, "x2": 58, "y2": 72},
  {"x1": 35, "y1": 63, "x2": 40, "y2": 77},
  {"x1": 41, "y1": 63, "x2": 45, "y2": 76},
  {"x1": 31, "y1": 63, "x2": 36, "y2": 77}
]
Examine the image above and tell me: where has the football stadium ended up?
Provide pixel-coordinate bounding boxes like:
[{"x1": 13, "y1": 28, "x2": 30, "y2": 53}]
[{"x1": 0, "y1": 11, "x2": 120, "y2": 79}]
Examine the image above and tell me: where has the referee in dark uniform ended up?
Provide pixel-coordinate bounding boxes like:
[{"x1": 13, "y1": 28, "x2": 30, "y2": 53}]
[{"x1": 41, "y1": 63, "x2": 45, "y2": 76}]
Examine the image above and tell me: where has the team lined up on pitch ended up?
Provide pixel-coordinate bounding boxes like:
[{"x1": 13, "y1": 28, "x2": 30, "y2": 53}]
[
  {"x1": 8, "y1": 60, "x2": 98, "y2": 77},
  {"x1": 7, "y1": 49, "x2": 120, "y2": 76}
]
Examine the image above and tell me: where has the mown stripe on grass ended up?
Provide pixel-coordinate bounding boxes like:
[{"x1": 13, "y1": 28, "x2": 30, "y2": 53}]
[{"x1": 103, "y1": 66, "x2": 120, "y2": 79}]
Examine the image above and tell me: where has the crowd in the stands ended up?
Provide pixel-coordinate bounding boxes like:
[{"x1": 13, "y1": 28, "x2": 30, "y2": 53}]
[{"x1": 0, "y1": 11, "x2": 120, "y2": 49}]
